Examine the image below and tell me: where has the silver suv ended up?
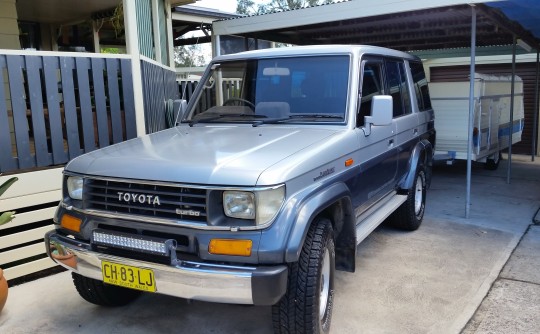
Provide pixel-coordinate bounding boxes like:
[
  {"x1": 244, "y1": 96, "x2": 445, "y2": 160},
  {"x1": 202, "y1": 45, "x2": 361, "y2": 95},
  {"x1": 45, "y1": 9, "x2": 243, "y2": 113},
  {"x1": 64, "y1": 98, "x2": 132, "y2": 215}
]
[{"x1": 46, "y1": 45, "x2": 435, "y2": 334}]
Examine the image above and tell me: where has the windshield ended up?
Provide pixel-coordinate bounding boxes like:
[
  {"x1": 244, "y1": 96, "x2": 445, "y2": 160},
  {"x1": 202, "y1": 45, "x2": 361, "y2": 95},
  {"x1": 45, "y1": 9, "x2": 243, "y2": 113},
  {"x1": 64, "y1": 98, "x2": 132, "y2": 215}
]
[{"x1": 185, "y1": 55, "x2": 350, "y2": 125}]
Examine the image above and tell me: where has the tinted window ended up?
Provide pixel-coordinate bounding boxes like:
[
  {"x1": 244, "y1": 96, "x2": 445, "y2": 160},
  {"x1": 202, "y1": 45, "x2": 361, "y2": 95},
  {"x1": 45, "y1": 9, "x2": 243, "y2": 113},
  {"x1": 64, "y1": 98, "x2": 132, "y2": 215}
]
[
  {"x1": 358, "y1": 62, "x2": 384, "y2": 127},
  {"x1": 398, "y1": 62, "x2": 412, "y2": 115},
  {"x1": 385, "y1": 59, "x2": 412, "y2": 117},
  {"x1": 410, "y1": 61, "x2": 432, "y2": 111},
  {"x1": 187, "y1": 55, "x2": 350, "y2": 123}
]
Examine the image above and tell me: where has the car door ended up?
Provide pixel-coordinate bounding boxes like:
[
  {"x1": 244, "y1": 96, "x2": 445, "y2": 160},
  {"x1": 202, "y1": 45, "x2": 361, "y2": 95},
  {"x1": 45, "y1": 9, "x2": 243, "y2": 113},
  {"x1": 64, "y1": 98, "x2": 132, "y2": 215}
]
[
  {"x1": 351, "y1": 57, "x2": 398, "y2": 214},
  {"x1": 385, "y1": 58, "x2": 419, "y2": 181}
]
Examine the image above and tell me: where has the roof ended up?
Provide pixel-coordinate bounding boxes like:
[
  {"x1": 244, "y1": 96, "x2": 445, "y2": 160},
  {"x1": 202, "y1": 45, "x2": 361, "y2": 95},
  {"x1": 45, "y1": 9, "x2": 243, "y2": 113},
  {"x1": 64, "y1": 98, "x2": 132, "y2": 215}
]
[
  {"x1": 16, "y1": 0, "x2": 196, "y2": 24},
  {"x1": 212, "y1": 44, "x2": 419, "y2": 62},
  {"x1": 172, "y1": 5, "x2": 241, "y2": 46},
  {"x1": 212, "y1": 0, "x2": 540, "y2": 54},
  {"x1": 172, "y1": 4, "x2": 240, "y2": 21}
]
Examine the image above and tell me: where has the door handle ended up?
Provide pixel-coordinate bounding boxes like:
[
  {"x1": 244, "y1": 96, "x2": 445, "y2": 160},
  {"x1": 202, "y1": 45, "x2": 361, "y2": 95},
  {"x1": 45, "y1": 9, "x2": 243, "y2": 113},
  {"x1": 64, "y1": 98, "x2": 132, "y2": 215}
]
[
  {"x1": 388, "y1": 139, "x2": 394, "y2": 147},
  {"x1": 413, "y1": 128, "x2": 418, "y2": 135}
]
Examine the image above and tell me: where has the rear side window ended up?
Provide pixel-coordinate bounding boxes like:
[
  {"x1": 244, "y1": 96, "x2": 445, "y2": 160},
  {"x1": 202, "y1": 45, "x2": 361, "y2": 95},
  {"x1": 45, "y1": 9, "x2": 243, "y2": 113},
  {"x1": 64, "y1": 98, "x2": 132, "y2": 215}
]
[
  {"x1": 410, "y1": 61, "x2": 432, "y2": 111},
  {"x1": 385, "y1": 59, "x2": 412, "y2": 117}
]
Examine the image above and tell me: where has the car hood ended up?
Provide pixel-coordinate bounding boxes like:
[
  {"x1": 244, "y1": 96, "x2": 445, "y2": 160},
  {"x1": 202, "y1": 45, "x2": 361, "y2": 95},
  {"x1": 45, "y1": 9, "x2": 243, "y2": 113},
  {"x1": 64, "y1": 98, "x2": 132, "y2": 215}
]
[{"x1": 66, "y1": 125, "x2": 341, "y2": 186}]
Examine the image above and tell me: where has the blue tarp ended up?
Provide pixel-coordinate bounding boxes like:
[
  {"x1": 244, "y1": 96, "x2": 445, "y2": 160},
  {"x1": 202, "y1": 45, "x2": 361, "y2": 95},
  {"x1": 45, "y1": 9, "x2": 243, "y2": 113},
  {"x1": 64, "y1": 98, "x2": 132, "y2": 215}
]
[{"x1": 486, "y1": 0, "x2": 540, "y2": 41}]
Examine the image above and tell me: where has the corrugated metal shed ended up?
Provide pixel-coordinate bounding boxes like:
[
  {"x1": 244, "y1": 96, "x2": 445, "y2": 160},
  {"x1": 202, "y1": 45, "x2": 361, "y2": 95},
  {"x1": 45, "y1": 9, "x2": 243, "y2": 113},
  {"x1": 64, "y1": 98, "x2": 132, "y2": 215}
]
[{"x1": 212, "y1": 0, "x2": 540, "y2": 53}]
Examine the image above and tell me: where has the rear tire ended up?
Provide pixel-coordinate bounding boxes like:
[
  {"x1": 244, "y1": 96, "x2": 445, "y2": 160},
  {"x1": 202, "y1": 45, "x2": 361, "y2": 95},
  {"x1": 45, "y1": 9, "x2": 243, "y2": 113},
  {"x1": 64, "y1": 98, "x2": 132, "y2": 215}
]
[
  {"x1": 272, "y1": 218, "x2": 335, "y2": 334},
  {"x1": 485, "y1": 152, "x2": 501, "y2": 170},
  {"x1": 390, "y1": 166, "x2": 426, "y2": 231},
  {"x1": 72, "y1": 272, "x2": 141, "y2": 306}
]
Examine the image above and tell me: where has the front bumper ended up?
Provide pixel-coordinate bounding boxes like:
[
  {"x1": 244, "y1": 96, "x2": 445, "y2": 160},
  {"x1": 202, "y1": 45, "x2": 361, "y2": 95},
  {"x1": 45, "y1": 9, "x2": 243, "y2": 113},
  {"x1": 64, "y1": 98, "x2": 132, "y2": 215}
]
[{"x1": 45, "y1": 230, "x2": 288, "y2": 305}]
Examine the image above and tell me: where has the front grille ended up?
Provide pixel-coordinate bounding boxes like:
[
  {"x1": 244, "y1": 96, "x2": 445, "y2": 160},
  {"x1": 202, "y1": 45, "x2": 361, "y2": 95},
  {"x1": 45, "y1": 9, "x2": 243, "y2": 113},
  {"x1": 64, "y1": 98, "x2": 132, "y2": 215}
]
[{"x1": 84, "y1": 179, "x2": 207, "y2": 223}]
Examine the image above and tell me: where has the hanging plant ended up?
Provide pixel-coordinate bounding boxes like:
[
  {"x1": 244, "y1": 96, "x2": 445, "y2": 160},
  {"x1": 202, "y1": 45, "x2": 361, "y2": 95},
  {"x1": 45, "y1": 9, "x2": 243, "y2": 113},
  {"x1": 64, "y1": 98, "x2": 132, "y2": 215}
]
[{"x1": 111, "y1": 2, "x2": 124, "y2": 39}]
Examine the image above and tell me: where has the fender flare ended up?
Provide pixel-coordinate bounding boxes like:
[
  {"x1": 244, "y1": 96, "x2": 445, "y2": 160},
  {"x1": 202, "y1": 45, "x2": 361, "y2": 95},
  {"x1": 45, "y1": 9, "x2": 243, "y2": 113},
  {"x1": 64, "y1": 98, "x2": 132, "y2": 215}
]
[
  {"x1": 398, "y1": 139, "x2": 433, "y2": 191},
  {"x1": 284, "y1": 182, "x2": 353, "y2": 263}
]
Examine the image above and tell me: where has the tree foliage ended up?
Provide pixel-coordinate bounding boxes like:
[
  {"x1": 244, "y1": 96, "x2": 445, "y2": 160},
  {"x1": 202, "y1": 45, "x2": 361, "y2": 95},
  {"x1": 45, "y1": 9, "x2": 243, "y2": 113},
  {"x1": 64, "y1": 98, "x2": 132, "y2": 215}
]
[
  {"x1": 174, "y1": 44, "x2": 208, "y2": 67},
  {"x1": 237, "y1": 0, "x2": 335, "y2": 15}
]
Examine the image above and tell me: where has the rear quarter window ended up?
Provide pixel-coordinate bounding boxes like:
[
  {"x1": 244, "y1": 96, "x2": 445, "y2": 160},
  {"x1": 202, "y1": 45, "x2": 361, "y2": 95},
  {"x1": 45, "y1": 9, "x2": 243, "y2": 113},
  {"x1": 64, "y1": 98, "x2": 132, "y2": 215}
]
[{"x1": 410, "y1": 61, "x2": 432, "y2": 111}]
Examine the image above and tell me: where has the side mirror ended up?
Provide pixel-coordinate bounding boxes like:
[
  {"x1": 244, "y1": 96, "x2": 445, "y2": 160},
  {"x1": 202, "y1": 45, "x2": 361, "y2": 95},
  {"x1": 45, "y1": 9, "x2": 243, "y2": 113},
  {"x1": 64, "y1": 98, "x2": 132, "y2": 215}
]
[{"x1": 363, "y1": 95, "x2": 392, "y2": 136}]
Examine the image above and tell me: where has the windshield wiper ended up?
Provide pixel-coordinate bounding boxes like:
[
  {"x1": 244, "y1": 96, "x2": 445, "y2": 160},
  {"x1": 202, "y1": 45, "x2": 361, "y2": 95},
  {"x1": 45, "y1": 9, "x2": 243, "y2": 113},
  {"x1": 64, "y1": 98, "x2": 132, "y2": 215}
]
[
  {"x1": 252, "y1": 113, "x2": 344, "y2": 127},
  {"x1": 189, "y1": 113, "x2": 267, "y2": 127},
  {"x1": 289, "y1": 114, "x2": 344, "y2": 119}
]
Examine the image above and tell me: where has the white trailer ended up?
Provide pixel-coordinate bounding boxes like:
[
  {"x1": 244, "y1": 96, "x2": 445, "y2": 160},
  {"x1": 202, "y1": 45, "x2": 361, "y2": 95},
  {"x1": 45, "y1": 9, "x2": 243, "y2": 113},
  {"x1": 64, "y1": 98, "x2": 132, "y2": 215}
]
[{"x1": 429, "y1": 73, "x2": 525, "y2": 170}]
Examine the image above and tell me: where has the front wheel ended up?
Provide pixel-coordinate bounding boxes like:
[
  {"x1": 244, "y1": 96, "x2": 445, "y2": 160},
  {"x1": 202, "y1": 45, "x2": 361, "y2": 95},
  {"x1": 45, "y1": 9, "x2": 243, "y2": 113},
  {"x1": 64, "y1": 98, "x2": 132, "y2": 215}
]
[
  {"x1": 272, "y1": 218, "x2": 335, "y2": 334},
  {"x1": 389, "y1": 167, "x2": 427, "y2": 231},
  {"x1": 72, "y1": 272, "x2": 141, "y2": 306}
]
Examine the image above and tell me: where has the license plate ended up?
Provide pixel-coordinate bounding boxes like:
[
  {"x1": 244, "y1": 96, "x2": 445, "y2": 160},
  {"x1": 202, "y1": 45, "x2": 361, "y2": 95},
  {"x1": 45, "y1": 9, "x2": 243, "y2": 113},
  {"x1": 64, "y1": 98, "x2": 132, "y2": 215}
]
[{"x1": 101, "y1": 261, "x2": 156, "y2": 292}]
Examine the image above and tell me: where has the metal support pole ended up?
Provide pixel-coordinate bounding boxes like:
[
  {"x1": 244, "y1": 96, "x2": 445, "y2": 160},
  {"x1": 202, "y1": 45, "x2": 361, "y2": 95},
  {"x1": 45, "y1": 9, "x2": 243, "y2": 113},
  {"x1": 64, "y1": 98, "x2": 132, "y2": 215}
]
[
  {"x1": 533, "y1": 50, "x2": 540, "y2": 161},
  {"x1": 466, "y1": 6, "x2": 476, "y2": 219},
  {"x1": 507, "y1": 36, "x2": 517, "y2": 184},
  {"x1": 124, "y1": 0, "x2": 147, "y2": 136}
]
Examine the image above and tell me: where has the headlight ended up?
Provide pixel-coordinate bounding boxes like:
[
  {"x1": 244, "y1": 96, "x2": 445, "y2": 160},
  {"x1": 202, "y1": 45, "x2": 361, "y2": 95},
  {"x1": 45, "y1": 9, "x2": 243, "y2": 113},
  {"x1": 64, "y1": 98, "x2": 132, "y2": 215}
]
[
  {"x1": 223, "y1": 186, "x2": 285, "y2": 226},
  {"x1": 223, "y1": 191, "x2": 255, "y2": 219},
  {"x1": 66, "y1": 176, "x2": 84, "y2": 200}
]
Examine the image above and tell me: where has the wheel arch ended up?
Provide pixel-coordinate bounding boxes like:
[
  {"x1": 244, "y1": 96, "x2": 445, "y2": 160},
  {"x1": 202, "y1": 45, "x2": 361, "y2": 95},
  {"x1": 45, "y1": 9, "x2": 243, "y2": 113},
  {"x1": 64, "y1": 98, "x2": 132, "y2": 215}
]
[
  {"x1": 284, "y1": 182, "x2": 356, "y2": 272},
  {"x1": 397, "y1": 139, "x2": 433, "y2": 192}
]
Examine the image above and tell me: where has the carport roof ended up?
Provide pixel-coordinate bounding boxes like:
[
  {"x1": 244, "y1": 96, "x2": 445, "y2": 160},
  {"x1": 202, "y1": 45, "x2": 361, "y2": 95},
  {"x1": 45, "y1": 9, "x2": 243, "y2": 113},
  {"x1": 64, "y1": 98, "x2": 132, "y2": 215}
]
[{"x1": 212, "y1": 0, "x2": 540, "y2": 53}]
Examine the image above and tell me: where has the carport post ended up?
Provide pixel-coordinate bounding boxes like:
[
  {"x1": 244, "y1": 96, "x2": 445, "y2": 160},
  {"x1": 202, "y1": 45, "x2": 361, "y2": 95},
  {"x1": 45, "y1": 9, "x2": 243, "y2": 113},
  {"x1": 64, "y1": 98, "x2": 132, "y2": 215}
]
[
  {"x1": 507, "y1": 36, "x2": 517, "y2": 184},
  {"x1": 466, "y1": 5, "x2": 477, "y2": 219},
  {"x1": 533, "y1": 50, "x2": 539, "y2": 161}
]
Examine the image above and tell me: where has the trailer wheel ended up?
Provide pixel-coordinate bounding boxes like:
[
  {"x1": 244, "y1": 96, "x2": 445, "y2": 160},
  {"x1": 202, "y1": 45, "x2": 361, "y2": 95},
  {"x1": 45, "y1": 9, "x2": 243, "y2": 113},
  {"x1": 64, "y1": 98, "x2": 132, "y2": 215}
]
[
  {"x1": 485, "y1": 152, "x2": 501, "y2": 170},
  {"x1": 72, "y1": 272, "x2": 141, "y2": 306},
  {"x1": 272, "y1": 218, "x2": 335, "y2": 334}
]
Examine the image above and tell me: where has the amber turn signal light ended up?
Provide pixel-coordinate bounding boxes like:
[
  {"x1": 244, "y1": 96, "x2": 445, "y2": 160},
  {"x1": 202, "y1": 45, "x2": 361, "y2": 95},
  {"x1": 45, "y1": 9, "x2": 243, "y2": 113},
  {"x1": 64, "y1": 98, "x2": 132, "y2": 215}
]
[
  {"x1": 345, "y1": 158, "x2": 354, "y2": 167},
  {"x1": 60, "y1": 214, "x2": 82, "y2": 233},
  {"x1": 208, "y1": 239, "x2": 252, "y2": 257}
]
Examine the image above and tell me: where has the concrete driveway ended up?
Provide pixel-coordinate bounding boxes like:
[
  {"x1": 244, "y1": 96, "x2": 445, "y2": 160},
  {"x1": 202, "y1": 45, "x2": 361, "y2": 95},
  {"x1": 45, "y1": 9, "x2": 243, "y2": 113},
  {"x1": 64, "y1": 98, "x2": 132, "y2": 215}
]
[{"x1": 1, "y1": 155, "x2": 539, "y2": 334}]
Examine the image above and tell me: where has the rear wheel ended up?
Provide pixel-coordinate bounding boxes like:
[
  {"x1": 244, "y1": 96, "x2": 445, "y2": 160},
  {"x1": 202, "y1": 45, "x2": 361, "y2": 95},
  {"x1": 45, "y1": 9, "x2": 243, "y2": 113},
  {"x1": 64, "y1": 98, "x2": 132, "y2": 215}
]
[
  {"x1": 390, "y1": 166, "x2": 426, "y2": 231},
  {"x1": 72, "y1": 272, "x2": 141, "y2": 306},
  {"x1": 485, "y1": 151, "x2": 501, "y2": 170},
  {"x1": 272, "y1": 218, "x2": 335, "y2": 334}
]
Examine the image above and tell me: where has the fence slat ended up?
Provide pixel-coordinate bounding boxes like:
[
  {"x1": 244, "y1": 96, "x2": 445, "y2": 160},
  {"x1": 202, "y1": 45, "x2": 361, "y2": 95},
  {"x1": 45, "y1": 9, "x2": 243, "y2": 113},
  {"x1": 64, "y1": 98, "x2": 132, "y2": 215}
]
[
  {"x1": 25, "y1": 56, "x2": 51, "y2": 167},
  {"x1": 121, "y1": 59, "x2": 136, "y2": 139},
  {"x1": 60, "y1": 57, "x2": 81, "y2": 159},
  {"x1": 7, "y1": 55, "x2": 34, "y2": 169},
  {"x1": 43, "y1": 56, "x2": 68, "y2": 164},
  {"x1": 0, "y1": 225, "x2": 53, "y2": 249},
  {"x1": 106, "y1": 58, "x2": 123, "y2": 143},
  {"x1": 0, "y1": 243, "x2": 46, "y2": 265},
  {"x1": 75, "y1": 57, "x2": 96, "y2": 152},
  {"x1": 0, "y1": 189, "x2": 61, "y2": 212},
  {"x1": 0, "y1": 56, "x2": 17, "y2": 172},
  {"x1": 91, "y1": 58, "x2": 110, "y2": 147},
  {"x1": 4, "y1": 257, "x2": 57, "y2": 281},
  {"x1": 0, "y1": 206, "x2": 57, "y2": 231}
]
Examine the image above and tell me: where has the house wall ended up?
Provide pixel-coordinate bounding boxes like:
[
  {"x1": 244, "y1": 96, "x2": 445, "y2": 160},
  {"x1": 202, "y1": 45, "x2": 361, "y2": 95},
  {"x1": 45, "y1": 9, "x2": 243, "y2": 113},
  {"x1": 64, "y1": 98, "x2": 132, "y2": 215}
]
[{"x1": 0, "y1": 0, "x2": 20, "y2": 49}]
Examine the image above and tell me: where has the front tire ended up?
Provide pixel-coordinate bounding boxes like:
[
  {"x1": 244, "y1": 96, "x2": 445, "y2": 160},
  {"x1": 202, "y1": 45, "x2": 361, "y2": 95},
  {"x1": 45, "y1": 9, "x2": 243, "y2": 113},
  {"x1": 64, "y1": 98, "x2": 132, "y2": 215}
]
[
  {"x1": 272, "y1": 218, "x2": 335, "y2": 334},
  {"x1": 390, "y1": 166, "x2": 427, "y2": 231},
  {"x1": 72, "y1": 272, "x2": 141, "y2": 306}
]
